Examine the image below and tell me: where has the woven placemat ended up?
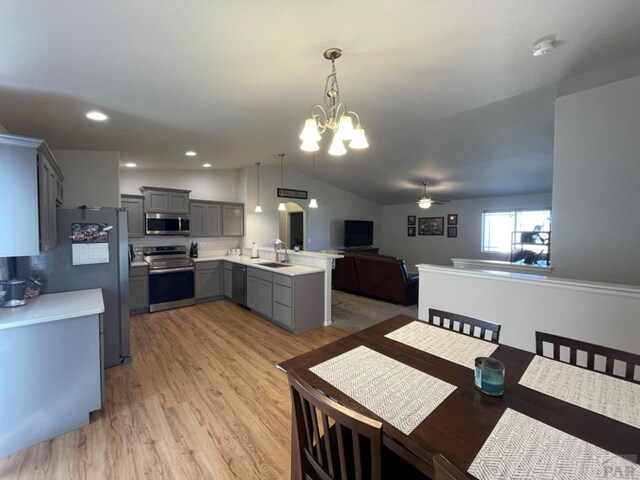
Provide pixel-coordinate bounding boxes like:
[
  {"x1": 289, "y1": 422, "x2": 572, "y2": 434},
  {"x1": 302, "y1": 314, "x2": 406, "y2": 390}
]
[
  {"x1": 519, "y1": 355, "x2": 640, "y2": 429},
  {"x1": 310, "y1": 346, "x2": 456, "y2": 435},
  {"x1": 385, "y1": 321, "x2": 498, "y2": 369},
  {"x1": 469, "y1": 408, "x2": 640, "y2": 479}
]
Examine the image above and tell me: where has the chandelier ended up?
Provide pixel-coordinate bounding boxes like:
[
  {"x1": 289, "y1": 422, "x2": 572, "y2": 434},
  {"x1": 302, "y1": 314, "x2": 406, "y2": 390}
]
[{"x1": 299, "y1": 48, "x2": 369, "y2": 156}]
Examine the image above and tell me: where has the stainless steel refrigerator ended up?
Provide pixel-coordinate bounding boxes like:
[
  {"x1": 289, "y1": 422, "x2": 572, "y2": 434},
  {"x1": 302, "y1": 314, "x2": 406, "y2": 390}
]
[{"x1": 17, "y1": 208, "x2": 131, "y2": 368}]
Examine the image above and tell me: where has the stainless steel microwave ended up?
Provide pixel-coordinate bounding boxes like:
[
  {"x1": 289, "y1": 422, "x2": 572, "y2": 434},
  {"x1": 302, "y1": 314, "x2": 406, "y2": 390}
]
[{"x1": 145, "y1": 213, "x2": 190, "y2": 236}]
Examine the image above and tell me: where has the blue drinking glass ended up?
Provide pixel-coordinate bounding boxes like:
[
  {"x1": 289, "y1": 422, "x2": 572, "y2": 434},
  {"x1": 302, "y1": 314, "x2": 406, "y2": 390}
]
[{"x1": 474, "y1": 357, "x2": 505, "y2": 396}]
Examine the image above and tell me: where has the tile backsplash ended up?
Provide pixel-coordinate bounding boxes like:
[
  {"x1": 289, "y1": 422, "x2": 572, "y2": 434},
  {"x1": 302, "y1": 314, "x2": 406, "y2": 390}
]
[{"x1": 130, "y1": 236, "x2": 241, "y2": 257}]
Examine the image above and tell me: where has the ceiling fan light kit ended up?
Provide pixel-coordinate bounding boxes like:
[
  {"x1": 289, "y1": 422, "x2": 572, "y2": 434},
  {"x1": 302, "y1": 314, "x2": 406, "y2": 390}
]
[
  {"x1": 299, "y1": 48, "x2": 369, "y2": 155},
  {"x1": 416, "y1": 181, "x2": 450, "y2": 208}
]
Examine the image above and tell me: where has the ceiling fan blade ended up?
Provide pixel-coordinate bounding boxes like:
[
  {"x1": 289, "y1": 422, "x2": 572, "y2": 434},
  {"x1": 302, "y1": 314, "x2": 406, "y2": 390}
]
[{"x1": 431, "y1": 199, "x2": 451, "y2": 205}]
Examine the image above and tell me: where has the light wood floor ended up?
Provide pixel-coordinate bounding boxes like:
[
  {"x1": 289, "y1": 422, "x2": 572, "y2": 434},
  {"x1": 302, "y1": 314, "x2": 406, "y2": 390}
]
[{"x1": 0, "y1": 300, "x2": 348, "y2": 479}]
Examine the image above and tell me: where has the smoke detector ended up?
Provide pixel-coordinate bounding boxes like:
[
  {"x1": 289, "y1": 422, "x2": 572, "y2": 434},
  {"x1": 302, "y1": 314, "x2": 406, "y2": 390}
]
[{"x1": 532, "y1": 38, "x2": 555, "y2": 57}]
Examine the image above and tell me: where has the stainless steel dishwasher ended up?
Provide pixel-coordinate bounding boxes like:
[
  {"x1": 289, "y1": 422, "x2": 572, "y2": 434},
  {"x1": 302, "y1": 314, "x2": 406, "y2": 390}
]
[{"x1": 231, "y1": 264, "x2": 247, "y2": 306}]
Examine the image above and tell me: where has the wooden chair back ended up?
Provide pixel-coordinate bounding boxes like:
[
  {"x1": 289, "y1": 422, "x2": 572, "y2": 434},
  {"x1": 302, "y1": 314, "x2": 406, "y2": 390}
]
[
  {"x1": 535, "y1": 332, "x2": 640, "y2": 383},
  {"x1": 288, "y1": 370, "x2": 383, "y2": 480},
  {"x1": 433, "y1": 454, "x2": 469, "y2": 479},
  {"x1": 428, "y1": 309, "x2": 501, "y2": 343}
]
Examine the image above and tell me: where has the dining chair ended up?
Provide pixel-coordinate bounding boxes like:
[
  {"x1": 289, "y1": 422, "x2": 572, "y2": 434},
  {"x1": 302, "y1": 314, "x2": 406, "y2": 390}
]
[
  {"x1": 428, "y1": 308, "x2": 501, "y2": 343},
  {"x1": 433, "y1": 454, "x2": 470, "y2": 480},
  {"x1": 288, "y1": 371, "x2": 427, "y2": 480},
  {"x1": 535, "y1": 332, "x2": 640, "y2": 383}
]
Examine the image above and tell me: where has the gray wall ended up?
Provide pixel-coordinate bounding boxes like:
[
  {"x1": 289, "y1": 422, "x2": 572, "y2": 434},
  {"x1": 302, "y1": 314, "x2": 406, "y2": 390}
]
[
  {"x1": 0, "y1": 122, "x2": 8, "y2": 134},
  {"x1": 120, "y1": 168, "x2": 241, "y2": 202},
  {"x1": 53, "y1": 150, "x2": 121, "y2": 208},
  {"x1": 552, "y1": 75, "x2": 640, "y2": 286},
  {"x1": 381, "y1": 193, "x2": 552, "y2": 272},
  {"x1": 243, "y1": 166, "x2": 382, "y2": 251}
]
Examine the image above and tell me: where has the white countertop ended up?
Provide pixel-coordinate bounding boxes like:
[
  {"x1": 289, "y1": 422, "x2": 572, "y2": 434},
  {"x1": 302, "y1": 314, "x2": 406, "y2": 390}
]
[
  {"x1": 193, "y1": 255, "x2": 323, "y2": 276},
  {"x1": 131, "y1": 260, "x2": 148, "y2": 267},
  {"x1": 0, "y1": 288, "x2": 105, "y2": 330}
]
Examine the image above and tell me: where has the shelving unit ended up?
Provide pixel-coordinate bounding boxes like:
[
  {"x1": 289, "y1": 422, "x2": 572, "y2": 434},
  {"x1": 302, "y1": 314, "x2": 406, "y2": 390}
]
[{"x1": 510, "y1": 231, "x2": 551, "y2": 265}]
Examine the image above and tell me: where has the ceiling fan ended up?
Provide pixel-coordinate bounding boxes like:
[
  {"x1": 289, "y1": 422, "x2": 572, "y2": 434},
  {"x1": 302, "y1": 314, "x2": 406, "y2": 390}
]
[{"x1": 416, "y1": 181, "x2": 450, "y2": 209}]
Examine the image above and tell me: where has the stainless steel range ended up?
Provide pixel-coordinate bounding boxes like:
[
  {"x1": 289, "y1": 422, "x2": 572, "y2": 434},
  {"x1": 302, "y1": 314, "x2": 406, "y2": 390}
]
[{"x1": 143, "y1": 245, "x2": 195, "y2": 312}]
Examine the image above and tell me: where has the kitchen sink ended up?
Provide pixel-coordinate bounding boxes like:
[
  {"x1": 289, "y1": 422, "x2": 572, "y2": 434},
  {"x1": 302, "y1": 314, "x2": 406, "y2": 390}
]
[{"x1": 258, "y1": 262, "x2": 293, "y2": 268}]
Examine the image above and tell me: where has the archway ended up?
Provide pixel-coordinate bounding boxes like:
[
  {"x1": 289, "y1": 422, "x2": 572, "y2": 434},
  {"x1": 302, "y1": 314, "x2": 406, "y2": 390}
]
[{"x1": 278, "y1": 201, "x2": 306, "y2": 251}]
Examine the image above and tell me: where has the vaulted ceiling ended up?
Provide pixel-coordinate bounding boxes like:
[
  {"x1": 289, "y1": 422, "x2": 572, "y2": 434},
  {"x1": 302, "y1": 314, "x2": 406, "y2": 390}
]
[{"x1": 1, "y1": 0, "x2": 639, "y2": 203}]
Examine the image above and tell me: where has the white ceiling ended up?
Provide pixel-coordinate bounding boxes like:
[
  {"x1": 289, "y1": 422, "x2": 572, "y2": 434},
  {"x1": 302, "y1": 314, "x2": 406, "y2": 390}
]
[{"x1": 1, "y1": 0, "x2": 640, "y2": 204}]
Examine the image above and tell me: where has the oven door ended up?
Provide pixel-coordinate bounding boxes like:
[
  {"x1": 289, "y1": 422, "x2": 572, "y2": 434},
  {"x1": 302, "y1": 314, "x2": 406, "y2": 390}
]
[
  {"x1": 146, "y1": 214, "x2": 190, "y2": 235},
  {"x1": 148, "y1": 268, "x2": 195, "y2": 312}
]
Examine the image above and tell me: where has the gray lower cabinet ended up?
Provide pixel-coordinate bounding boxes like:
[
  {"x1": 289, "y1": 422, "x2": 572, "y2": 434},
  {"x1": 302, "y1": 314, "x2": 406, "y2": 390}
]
[
  {"x1": 247, "y1": 268, "x2": 272, "y2": 318},
  {"x1": 129, "y1": 265, "x2": 149, "y2": 314},
  {"x1": 121, "y1": 195, "x2": 145, "y2": 237},
  {"x1": 222, "y1": 204, "x2": 244, "y2": 237},
  {"x1": 195, "y1": 261, "x2": 222, "y2": 300},
  {"x1": 247, "y1": 267, "x2": 324, "y2": 333},
  {"x1": 190, "y1": 201, "x2": 222, "y2": 237},
  {"x1": 223, "y1": 262, "x2": 232, "y2": 298}
]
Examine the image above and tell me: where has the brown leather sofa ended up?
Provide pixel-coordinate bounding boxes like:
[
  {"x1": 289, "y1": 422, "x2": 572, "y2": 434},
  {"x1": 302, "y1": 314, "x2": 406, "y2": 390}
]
[{"x1": 332, "y1": 251, "x2": 418, "y2": 305}]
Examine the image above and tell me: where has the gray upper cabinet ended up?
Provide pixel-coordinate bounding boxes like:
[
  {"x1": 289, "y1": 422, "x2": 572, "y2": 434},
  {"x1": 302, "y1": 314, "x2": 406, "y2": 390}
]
[
  {"x1": 190, "y1": 201, "x2": 222, "y2": 237},
  {"x1": 38, "y1": 151, "x2": 58, "y2": 252},
  {"x1": 120, "y1": 195, "x2": 145, "y2": 238},
  {"x1": 140, "y1": 187, "x2": 190, "y2": 214},
  {"x1": 222, "y1": 204, "x2": 244, "y2": 237},
  {"x1": 1, "y1": 134, "x2": 63, "y2": 257}
]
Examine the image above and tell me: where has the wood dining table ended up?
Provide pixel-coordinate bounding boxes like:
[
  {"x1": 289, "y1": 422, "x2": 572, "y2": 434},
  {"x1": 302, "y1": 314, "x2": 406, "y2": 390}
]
[{"x1": 278, "y1": 314, "x2": 640, "y2": 479}]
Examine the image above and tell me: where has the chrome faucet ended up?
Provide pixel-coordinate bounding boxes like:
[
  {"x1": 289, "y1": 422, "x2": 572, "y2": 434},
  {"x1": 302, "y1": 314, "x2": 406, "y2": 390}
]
[{"x1": 274, "y1": 239, "x2": 289, "y2": 263}]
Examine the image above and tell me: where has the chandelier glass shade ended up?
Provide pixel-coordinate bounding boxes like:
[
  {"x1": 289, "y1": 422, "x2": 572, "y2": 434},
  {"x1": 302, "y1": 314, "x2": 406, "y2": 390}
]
[{"x1": 299, "y1": 48, "x2": 369, "y2": 156}]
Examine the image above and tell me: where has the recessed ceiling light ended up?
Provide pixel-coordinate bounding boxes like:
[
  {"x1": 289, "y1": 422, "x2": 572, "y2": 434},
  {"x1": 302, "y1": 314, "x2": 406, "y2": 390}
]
[
  {"x1": 125, "y1": 163, "x2": 137, "y2": 168},
  {"x1": 202, "y1": 163, "x2": 212, "y2": 168},
  {"x1": 86, "y1": 111, "x2": 108, "y2": 121},
  {"x1": 185, "y1": 151, "x2": 197, "y2": 156}
]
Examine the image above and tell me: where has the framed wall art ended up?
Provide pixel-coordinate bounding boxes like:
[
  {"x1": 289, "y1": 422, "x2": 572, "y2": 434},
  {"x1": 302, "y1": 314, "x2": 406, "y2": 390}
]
[
  {"x1": 408, "y1": 226, "x2": 416, "y2": 237},
  {"x1": 418, "y1": 217, "x2": 444, "y2": 235},
  {"x1": 407, "y1": 215, "x2": 416, "y2": 226},
  {"x1": 447, "y1": 226, "x2": 458, "y2": 238},
  {"x1": 447, "y1": 214, "x2": 458, "y2": 226}
]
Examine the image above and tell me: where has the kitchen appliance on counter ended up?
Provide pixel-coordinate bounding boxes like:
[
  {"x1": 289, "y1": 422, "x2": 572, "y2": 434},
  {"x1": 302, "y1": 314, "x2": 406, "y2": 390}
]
[
  {"x1": 0, "y1": 279, "x2": 26, "y2": 307},
  {"x1": 145, "y1": 213, "x2": 190, "y2": 236},
  {"x1": 189, "y1": 242, "x2": 198, "y2": 258},
  {"x1": 143, "y1": 245, "x2": 195, "y2": 312},
  {"x1": 16, "y1": 207, "x2": 131, "y2": 368}
]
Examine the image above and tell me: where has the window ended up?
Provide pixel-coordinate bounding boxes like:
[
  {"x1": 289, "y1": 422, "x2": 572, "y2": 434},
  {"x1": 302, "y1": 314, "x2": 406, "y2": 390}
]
[{"x1": 482, "y1": 209, "x2": 551, "y2": 253}]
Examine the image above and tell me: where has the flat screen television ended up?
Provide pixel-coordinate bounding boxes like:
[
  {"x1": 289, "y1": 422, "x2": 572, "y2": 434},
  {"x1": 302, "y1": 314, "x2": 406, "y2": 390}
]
[{"x1": 344, "y1": 220, "x2": 374, "y2": 247}]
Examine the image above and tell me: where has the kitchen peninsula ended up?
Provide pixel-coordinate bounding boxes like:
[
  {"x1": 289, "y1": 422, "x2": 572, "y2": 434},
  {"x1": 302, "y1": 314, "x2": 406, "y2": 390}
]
[
  {"x1": 0, "y1": 289, "x2": 104, "y2": 457},
  {"x1": 182, "y1": 248, "x2": 340, "y2": 332}
]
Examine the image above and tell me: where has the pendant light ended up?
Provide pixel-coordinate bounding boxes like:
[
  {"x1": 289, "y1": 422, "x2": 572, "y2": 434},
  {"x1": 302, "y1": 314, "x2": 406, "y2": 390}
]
[
  {"x1": 254, "y1": 162, "x2": 262, "y2": 213},
  {"x1": 277, "y1": 153, "x2": 286, "y2": 211},
  {"x1": 309, "y1": 152, "x2": 318, "y2": 209}
]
